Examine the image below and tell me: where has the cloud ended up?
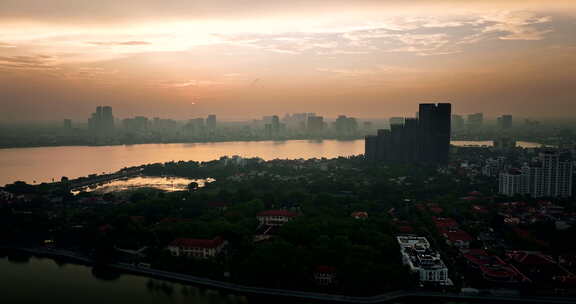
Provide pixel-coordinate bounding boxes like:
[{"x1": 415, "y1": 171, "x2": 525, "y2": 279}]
[
  {"x1": 0, "y1": 0, "x2": 573, "y2": 23},
  {"x1": 158, "y1": 80, "x2": 223, "y2": 89},
  {"x1": 61, "y1": 67, "x2": 119, "y2": 80},
  {"x1": 87, "y1": 41, "x2": 151, "y2": 46},
  {"x1": 480, "y1": 11, "x2": 552, "y2": 40},
  {"x1": 0, "y1": 42, "x2": 16, "y2": 48},
  {"x1": 0, "y1": 55, "x2": 58, "y2": 70}
]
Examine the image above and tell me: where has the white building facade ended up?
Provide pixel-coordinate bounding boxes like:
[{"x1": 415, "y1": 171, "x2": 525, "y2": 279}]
[
  {"x1": 397, "y1": 236, "x2": 450, "y2": 285},
  {"x1": 167, "y1": 237, "x2": 227, "y2": 259},
  {"x1": 499, "y1": 150, "x2": 573, "y2": 198}
]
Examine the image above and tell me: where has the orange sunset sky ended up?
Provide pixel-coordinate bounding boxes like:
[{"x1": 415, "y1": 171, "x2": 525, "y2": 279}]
[{"x1": 0, "y1": 0, "x2": 575, "y2": 121}]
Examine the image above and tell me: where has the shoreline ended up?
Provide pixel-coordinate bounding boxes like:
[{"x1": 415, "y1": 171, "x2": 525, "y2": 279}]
[
  {"x1": 2, "y1": 246, "x2": 575, "y2": 304},
  {"x1": 0, "y1": 137, "x2": 363, "y2": 150},
  {"x1": 0, "y1": 138, "x2": 551, "y2": 151}
]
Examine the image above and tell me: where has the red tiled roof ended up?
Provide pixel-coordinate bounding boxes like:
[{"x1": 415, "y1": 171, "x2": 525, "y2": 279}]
[
  {"x1": 444, "y1": 229, "x2": 473, "y2": 242},
  {"x1": 471, "y1": 205, "x2": 489, "y2": 213},
  {"x1": 507, "y1": 251, "x2": 555, "y2": 265},
  {"x1": 169, "y1": 237, "x2": 225, "y2": 249},
  {"x1": 315, "y1": 265, "x2": 337, "y2": 273},
  {"x1": 257, "y1": 210, "x2": 299, "y2": 217},
  {"x1": 351, "y1": 211, "x2": 369, "y2": 218},
  {"x1": 433, "y1": 217, "x2": 459, "y2": 228},
  {"x1": 398, "y1": 225, "x2": 414, "y2": 233},
  {"x1": 461, "y1": 196, "x2": 479, "y2": 201},
  {"x1": 99, "y1": 224, "x2": 113, "y2": 233},
  {"x1": 160, "y1": 217, "x2": 193, "y2": 224},
  {"x1": 429, "y1": 207, "x2": 444, "y2": 214}
]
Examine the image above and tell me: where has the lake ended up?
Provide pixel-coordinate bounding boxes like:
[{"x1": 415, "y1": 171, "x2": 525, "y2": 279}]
[
  {"x1": 0, "y1": 254, "x2": 247, "y2": 304},
  {"x1": 0, "y1": 139, "x2": 544, "y2": 186},
  {"x1": 72, "y1": 177, "x2": 215, "y2": 194}
]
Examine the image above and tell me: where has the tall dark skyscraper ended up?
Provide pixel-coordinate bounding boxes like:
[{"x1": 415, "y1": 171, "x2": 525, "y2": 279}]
[
  {"x1": 419, "y1": 103, "x2": 451, "y2": 164},
  {"x1": 365, "y1": 103, "x2": 451, "y2": 165}
]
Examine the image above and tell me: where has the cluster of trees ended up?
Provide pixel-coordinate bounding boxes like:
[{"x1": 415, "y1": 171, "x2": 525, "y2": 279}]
[{"x1": 0, "y1": 156, "x2": 503, "y2": 294}]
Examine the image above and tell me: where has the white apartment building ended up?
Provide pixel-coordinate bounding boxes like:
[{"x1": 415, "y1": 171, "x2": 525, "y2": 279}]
[
  {"x1": 499, "y1": 150, "x2": 573, "y2": 198},
  {"x1": 397, "y1": 236, "x2": 450, "y2": 285}
]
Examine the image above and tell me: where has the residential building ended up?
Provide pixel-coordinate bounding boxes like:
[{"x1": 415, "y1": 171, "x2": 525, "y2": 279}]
[
  {"x1": 397, "y1": 236, "x2": 450, "y2": 285},
  {"x1": 257, "y1": 210, "x2": 299, "y2": 226},
  {"x1": 88, "y1": 106, "x2": 114, "y2": 133},
  {"x1": 497, "y1": 115, "x2": 513, "y2": 129},
  {"x1": 351, "y1": 211, "x2": 368, "y2": 220},
  {"x1": 335, "y1": 115, "x2": 358, "y2": 136},
  {"x1": 365, "y1": 103, "x2": 451, "y2": 165},
  {"x1": 307, "y1": 115, "x2": 324, "y2": 135},
  {"x1": 483, "y1": 157, "x2": 506, "y2": 177},
  {"x1": 313, "y1": 266, "x2": 337, "y2": 286},
  {"x1": 167, "y1": 237, "x2": 227, "y2": 259},
  {"x1": 389, "y1": 117, "x2": 405, "y2": 126},
  {"x1": 462, "y1": 249, "x2": 528, "y2": 283},
  {"x1": 467, "y1": 113, "x2": 483, "y2": 130},
  {"x1": 451, "y1": 115, "x2": 465, "y2": 131},
  {"x1": 498, "y1": 150, "x2": 573, "y2": 198},
  {"x1": 206, "y1": 114, "x2": 217, "y2": 132},
  {"x1": 499, "y1": 169, "x2": 529, "y2": 196},
  {"x1": 63, "y1": 119, "x2": 72, "y2": 129}
]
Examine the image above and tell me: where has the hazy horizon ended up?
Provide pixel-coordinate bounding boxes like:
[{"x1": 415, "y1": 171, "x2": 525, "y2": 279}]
[{"x1": 1, "y1": 0, "x2": 575, "y2": 122}]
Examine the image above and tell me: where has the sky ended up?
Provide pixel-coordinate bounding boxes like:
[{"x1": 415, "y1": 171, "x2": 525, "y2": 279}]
[{"x1": 0, "y1": 0, "x2": 575, "y2": 122}]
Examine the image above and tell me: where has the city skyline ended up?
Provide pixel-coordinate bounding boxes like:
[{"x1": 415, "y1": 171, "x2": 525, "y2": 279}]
[{"x1": 1, "y1": 0, "x2": 576, "y2": 121}]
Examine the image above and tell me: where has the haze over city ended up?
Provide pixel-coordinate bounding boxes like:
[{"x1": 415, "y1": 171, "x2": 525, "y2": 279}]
[{"x1": 1, "y1": 0, "x2": 575, "y2": 122}]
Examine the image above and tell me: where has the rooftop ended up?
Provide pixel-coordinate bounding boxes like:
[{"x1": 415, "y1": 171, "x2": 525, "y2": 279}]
[
  {"x1": 257, "y1": 210, "x2": 299, "y2": 217},
  {"x1": 169, "y1": 237, "x2": 225, "y2": 249}
]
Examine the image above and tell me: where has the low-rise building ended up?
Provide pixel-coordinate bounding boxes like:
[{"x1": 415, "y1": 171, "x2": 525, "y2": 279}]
[
  {"x1": 167, "y1": 237, "x2": 227, "y2": 259},
  {"x1": 351, "y1": 211, "x2": 368, "y2": 220},
  {"x1": 257, "y1": 210, "x2": 299, "y2": 226},
  {"x1": 313, "y1": 265, "x2": 337, "y2": 286},
  {"x1": 462, "y1": 249, "x2": 529, "y2": 283},
  {"x1": 397, "y1": 236, "x2": 450, "y2": 285}
]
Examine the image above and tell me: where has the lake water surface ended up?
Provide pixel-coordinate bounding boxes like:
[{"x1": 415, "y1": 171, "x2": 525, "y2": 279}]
[
  {"x1": 0, "y1": 139, "x2": 544, "y2": 186},
  {"x1": 0, "y1": 255, "x2": 247, "y2": 304}
]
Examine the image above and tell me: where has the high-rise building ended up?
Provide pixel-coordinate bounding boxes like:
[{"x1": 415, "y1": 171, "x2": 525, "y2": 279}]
[
  {"x1": 271, "y1": 115, "x2": 280, "y2": 135},
  {"x1": 335, "y1": 115, "x2": 358, "y2": 136},
  {"x1": 389, "y1": 117, "x2": 405, "y2": 126},
  {"x1": 102, "y1": 106, "x2": 114, "y2": 131},
  {"x1": 365, "y1": 103, "x2": 451, "y2": 165},
  {"x1": 467, "y1": 113, "x2": 483, "y2": 130},
  {"x1": 185, "y1": 118, "x2": 205, "y2": 136},
  {"x1": 88, "y1": 106, "x2": 114, "y2": 133},
  {"x1": 123, "y1": 116, "x2": 149, "y2": 133},
  {"x1": 497, "y1": 115, "x2": 513, "y2": 129},
  {"x1": 307, "y1": 115, "x2": 324, "y2": 135},
  {"x1": 419, "y1": 103, "x2": 451, "y2": 164},
  {"x1": 499, "y1": 150, "x2": 573, "y2": 197},
  {"x1": 499, "y1": 169, "x2": 529, "y2": 196},
  {"x1": 206, "y1": 114, "x2": 217, "y2": 132},
  {"x1": 63, "y1": 119, "x2": 72, "y2": 129},
  {"x1": 451, "y1": 115, "x2": 464, "y2": 131},
  {"x1": 539, "y1": 150, "x2": 573, "y2": 197}
]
